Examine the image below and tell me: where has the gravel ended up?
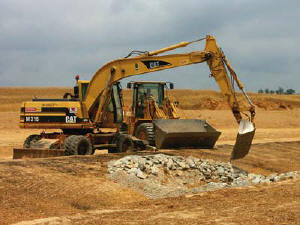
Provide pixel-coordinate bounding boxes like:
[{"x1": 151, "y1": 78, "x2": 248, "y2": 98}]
[{"x1": 107, "y1": 154, "x2": 300, "y2": 199}]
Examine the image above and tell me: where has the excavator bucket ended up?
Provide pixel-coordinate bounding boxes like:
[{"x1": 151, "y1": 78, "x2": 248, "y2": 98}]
[
  {"x1": 153, "y1": 119, "x2": 221, "y2": 149},
  {"x1": 231, "y1": 119, "x2": 255, "y2": 160}
]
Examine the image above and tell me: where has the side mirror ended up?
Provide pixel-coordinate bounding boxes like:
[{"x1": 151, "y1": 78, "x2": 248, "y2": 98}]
[
  {"x1": 127, "y1": 83, "x2": 132, "y2": 89},
  {"x1": 169, "y1": 83, "x2": 174, "y2": 89}
]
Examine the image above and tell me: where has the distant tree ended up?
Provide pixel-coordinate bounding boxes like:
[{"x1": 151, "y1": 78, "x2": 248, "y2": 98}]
[
  {"x1": 276, "y1": 87, "x2": 284, "y2": 95},
  {"x1": 264, "y1": 88, "x2": 270, "y2": 94},
  {"x1": 285, "y1": 89, "x2": 296, "y2": 95},
  {"x1": 258, "y1": 89, "x2": 264, "y2": 93},
  {"x1": 270, "y1": 90, "x2": 275, "y2": 94}
]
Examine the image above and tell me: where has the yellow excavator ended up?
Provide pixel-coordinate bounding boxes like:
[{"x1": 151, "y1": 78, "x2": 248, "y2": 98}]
[{"x1": 16, "y1": 35, "x2": 255, "y2": 160}]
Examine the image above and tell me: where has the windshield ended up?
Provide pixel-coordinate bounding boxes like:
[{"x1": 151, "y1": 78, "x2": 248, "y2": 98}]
[{"x1": 136, "y1": 83, "x2": 164, "y2": 106}]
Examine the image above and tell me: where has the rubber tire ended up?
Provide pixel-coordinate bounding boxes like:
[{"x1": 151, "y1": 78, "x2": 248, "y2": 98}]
[
  {"x1": 63, "y1": 135, "x2": 93, "y2": 156},
  {"x1": 23, "y1": 135, "x2": 42, "y2": 148},
  {"x1": 119, "y1": 123, "x2": 128, "y2": 134},
  {"x1": 117, "y1": 134, "x2": 135, "y2": 153},
  {"x1": 135, "y1": 123, "x2": 155, "y2": 146}
]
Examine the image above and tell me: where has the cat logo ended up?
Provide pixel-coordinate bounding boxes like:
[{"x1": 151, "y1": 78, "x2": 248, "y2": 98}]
[
  {"x1": 141, "y1": 60, "x2": 171, "y2": 69},
  {"x1": 66, "y1": 116, "x2": 77, "y2": 123}
]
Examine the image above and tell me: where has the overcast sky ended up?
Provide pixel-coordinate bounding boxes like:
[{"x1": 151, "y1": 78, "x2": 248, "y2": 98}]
[{"x1": 0, "y1": 0, "x2": 299, "y2": 92}]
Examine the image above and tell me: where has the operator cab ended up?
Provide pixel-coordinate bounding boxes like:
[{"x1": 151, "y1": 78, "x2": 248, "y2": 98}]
[
  {"x1": 127, "y1": 81, "x2": 174, "y2": 118},
  {"x1": 63, "y1": 75, "x2": 90, "y2": 102}
]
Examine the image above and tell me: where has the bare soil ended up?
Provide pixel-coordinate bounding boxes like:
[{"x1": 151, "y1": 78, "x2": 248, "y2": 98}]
[{"x1": 0, "y1": 88, "x2": 299, "y2": 224}]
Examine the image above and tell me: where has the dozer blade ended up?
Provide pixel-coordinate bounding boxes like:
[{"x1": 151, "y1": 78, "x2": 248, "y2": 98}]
[
  {"x1": 231, "y1": 119, "x2": 255, "y2": 161},
  {"x1": 13, "y1": 148, "x2": 65, "y2": 159},
  {"x1": 13, "y1": 139, "x2": 64, "y2": 159},
  {"x1": 153, "y1": 119, "x2": 221, "y2": 149}
]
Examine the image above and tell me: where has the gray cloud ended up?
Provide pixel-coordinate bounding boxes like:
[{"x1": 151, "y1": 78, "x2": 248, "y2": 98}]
[{"x1": 0, "y1": 0, "x2": 299, "y2": 92}]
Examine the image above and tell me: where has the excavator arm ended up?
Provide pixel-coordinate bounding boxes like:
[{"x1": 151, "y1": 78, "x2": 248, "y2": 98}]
[{"x1": 83, "y1": 35, "x2": 255, "y2": 126}]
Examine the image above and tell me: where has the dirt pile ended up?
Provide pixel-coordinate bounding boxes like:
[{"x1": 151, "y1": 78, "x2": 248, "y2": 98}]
[{"x1": 107, "y1": 154, "x2": 300, "y2": 199}]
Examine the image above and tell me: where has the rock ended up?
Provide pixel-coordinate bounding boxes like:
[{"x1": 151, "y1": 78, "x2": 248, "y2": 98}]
[
  {"x1": 281, "y1": 171, "x2": 299, "y2": 179},
  {"x1": 108, "y1": 153, "x2": 298, "y2": 198},
  {"x1": 266, "y1": 173, "x2": 279, "y2": 182},
  {"x1": 232, "y1": 177, "x2": 249, "y2": 187},
  {"x1": 145, "y1": 160, "x2": 153, "y2": 166},
  {"x1": 152, "y1": 158, "x2": 160, "y2": 164},
  {"x1": 151, "y1": 166, "x2": 159, "y2": 175},
  {"x1": 136, "y1": 168, "x2": 147, "y2": 179},
  {"x1": 186, "y1": 157, "x2": 196, "y2": 168},
  {"x1": 260, "y1": 178, "x2": 271, "y2": 184},
  {"x1": 192, "y1": 187, "x2": 200, "y2": 193},
  {"x1": 128, "y1": 168, "x2": 138, "y2": 174},
  {"x1": 220, "y1": 176, "x2": 228, "y2": 183},
  {"x1": 251, "y1": 175, "x2": 265, "y2": 184},
  {"x1": 216, "y1": 167, "x2": 225, "y2": 175},
  {"x1": 120, "y1": 156, "x2": 132, "y2": 163},
  {"x1": 167, "y1": 159, "x2": 173, "y2": 170},
  {"x1": 247, "y1": 173, "x2": 258, "y2": 180},
  {"x1": 138, "y1": 158, "x2": 146, "y2": 170},
  {"x1": 112, "y1": 160, "x2": 123, "y2": 167}
]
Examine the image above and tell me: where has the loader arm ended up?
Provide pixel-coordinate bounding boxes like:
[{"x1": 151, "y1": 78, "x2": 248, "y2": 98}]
[{"x1": 83, "y1": 35, "x2": 255, "y2": 126}]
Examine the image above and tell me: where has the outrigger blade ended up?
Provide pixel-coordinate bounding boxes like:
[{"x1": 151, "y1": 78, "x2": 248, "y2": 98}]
[
  {"x1": 231, "y1": 119, "x2": 255, "y2": 161},
  {"x1": 13, "y1": 148, "x2": 64, "y2": 159},
  {"x1": 154, "y1": 119, "x2": 221, "y2": 149}
]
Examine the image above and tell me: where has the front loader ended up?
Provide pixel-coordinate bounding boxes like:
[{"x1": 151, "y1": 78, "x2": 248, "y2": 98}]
[
  {"x1": 123, "y1": 81, "x2": 221, "y2": 151},
  {"x1": 15, "y1": 35, "x2": 255, "y2": 161}
]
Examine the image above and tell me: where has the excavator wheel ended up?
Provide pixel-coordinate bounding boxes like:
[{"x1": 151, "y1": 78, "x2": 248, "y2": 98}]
[
  {"x1": 135, "y1": 123, "x2": 155, "y2": 146},
  {"x1": 119, "y1": 123, "x2": 129, "y2": 134},
  {"x1": 107, "y1": 134, "x2": 119, "y2": 153},
  {"x1": 23, "y1": 135, "x2": 42, "y2": 148},
  {"x1": 117, "y1": 134, "x2": 135, "y2": 152},
  {"x1": 63, "y1": 135, "x2": 93, "y2": 156}
]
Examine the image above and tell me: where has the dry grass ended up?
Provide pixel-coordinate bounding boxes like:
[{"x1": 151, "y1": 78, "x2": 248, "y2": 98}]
[
  {"x1": 0, "y1": 87, "x2": 72, "y2": 112},
  {"x1": 0, "y1": 87, "x2": 299, "y2": 112}
]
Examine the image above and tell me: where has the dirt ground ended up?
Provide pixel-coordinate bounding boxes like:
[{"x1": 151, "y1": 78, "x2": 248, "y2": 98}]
[{"x1": 0, "y1": 88, "x2": 299, "y2": 224}]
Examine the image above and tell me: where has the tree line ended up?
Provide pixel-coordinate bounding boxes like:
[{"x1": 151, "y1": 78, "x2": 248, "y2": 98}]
[{"x1": 258, "y1": 87, "x2": 296, "y2": 95}]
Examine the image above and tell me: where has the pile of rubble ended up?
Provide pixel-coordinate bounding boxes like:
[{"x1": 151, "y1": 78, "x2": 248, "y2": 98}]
[{"x1": 107, "y1": 154, "x2": 299, "y2": 199}]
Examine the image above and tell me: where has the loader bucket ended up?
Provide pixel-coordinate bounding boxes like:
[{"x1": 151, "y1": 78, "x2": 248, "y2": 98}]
[
  {"x1": 153, "y1": 119, "x2": 221, "y2": 149},
  {"x1": 231, "y1": 119, "x2": 255, "y2": 161}
]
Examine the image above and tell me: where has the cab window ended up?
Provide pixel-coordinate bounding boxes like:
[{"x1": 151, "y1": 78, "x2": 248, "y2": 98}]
[{"x1": 81, "y1": 83, "x2": 89, "y2": 100}]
